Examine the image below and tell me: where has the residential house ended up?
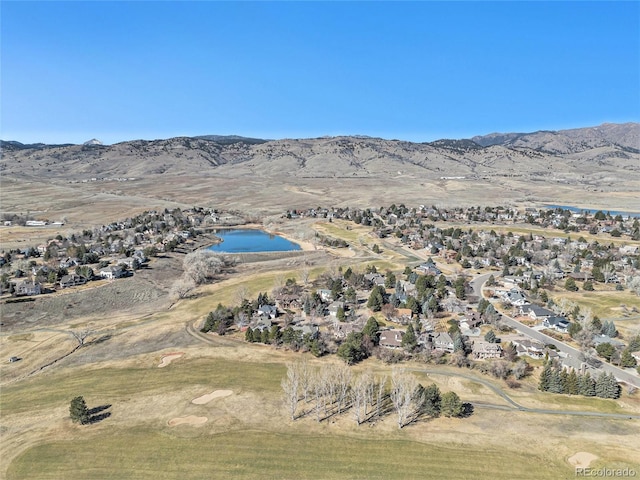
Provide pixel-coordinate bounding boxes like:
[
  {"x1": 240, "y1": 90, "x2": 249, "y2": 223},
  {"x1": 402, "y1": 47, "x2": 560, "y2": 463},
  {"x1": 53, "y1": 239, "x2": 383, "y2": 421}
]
[
  {"x1": 257, "y1": 304, "x2": 277, "y2": 319},
  {"x1": 512, "y1": 338, "x2": 546, "y2": 359},
  {"x1": 415, "y1": 263, "x2": 441, "y2": 276},
  {"x1": 292, "y1": 323, "x2": 319, "y2": 338},
  {"x1": 59, "y1": 274, "x2": 88, "y2": 288},
  {"x1": 364, "y1": 273, "x2": 386, "y2": 287},
  {"x1": 15, "y1": 280, "x2": 42, "y2": 296},
  {"x1": 379, "y1": 329, "x2": 405, "y2": 349},
  {"x1": 543, "y1": 316, "x2": 571, "y2": 333},
  {"x1": 472, "y1": 341, "x2": 503, "y2": 360},
  {"x1": 502, "y1": 288, "x2": 529, "y2": 307},
  {"x1": 99, "y1": 265, "x2": 125, "y2": 280},
  {"x1": 591, "y1": 335, "x2": 625, "y2": 348},
  {"x1": 432, "y1": 332, "x2": 455, "y2": 353},
  {"x1": 59, "y1": 257, "x2": 80, "y2": 269},
  {"x1": 520, "y1": 304, "x2": 555, "y2": 321},
  {"x1": 117, "y1": 257, "x2": 139, "y2": 269},
  {"x1": 317, "y1": 289, "x2": 332, "y2": 302},
  {"x1": 333, "y1": 322, "x2": 361, "y2": 340},
  {"x1": 275, "y1": 293, "x2": 302, "y2": 310}
]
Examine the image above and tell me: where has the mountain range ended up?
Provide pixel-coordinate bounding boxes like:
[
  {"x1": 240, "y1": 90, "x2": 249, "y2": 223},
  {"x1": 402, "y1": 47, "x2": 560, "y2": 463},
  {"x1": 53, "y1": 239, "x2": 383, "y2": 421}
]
[{"x1": 1, "y1": 123, "x2": 638, "y2": 185}]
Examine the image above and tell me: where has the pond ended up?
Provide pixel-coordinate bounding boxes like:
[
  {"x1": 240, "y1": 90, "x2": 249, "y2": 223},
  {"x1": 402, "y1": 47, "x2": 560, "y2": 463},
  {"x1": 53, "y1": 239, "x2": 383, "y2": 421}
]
[
  {"x1": 544, "y1": 204, "x2": 640, "y2": 218},
  {"x1": 206, "y1": 229, "x2": 301, "y2": 253}
]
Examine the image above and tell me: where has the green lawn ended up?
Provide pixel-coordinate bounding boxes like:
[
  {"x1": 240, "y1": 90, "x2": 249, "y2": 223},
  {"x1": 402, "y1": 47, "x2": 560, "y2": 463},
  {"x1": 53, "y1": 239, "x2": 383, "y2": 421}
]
[
  {"x1": 7, "y1": 429, "x2": 572, "y2": 480},
  {"x1": 1, "y1": 358, "x2": 284, "y2": 416}
]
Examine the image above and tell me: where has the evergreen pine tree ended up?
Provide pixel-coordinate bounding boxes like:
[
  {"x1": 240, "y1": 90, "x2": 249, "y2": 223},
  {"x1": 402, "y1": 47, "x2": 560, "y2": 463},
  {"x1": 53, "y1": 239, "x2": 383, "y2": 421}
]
[
  {"x1": 566, "y1": 369, "x2": 579, "y2": 395},
  {"x1": 559, "y1": 368, "x2": 569, "y2": 394},
  {"x1": 547, "y1": 368, "x2": 564, "y2": 394},
  {"x1": 595, "y1": 372, "x2": 609, "y2": 398},
  {"x1": 69, "y1": 396, "x2": 89, "y2": 424},
  {"x1": 579, "y1": 372, "x2": 596, "y2": 396},
  {"x1": 245, "y1": 328, "x2": 254, "y2": 342},
  {"x1": 621, "y1": 349, "x2": 638, "y2": 368},
  {"x1": 402, "y1": 324, "x2": 418, "y2": 352},
  {"x1": 539, "y1": 362, "x2": 552, "y2": 391}
]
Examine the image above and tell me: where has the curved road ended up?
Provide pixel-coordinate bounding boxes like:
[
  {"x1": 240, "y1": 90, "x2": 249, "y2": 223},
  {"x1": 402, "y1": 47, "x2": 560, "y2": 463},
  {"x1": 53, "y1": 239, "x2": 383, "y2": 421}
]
[
  {"x1": 414, "y1": 368, "x2": 640, "y2": 420},
  {"x1": 470, "y1": 273, "x2": 640, "y2": 389}
]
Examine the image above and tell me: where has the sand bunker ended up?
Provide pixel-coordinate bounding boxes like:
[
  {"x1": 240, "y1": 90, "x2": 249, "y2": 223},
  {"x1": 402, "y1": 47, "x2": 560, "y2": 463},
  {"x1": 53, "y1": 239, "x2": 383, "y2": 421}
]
[
  {"x1": 167, "y1": 415, "x2": 208, "y2": 427},
  {"x1": 192, "y1": 390, "x2": 233, "y2": 405},
  {"x1": 158, "y1": 352, "x2": 184, "y2": 368},
  {"x1": 568, "y1": 452, "x2": 598, "y2": 468}
]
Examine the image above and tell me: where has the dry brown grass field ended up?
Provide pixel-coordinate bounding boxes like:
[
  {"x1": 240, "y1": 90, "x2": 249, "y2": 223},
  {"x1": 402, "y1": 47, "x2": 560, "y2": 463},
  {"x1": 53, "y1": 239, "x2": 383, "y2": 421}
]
[{"x1": 1, "y1": 175, "x2": 640, "y2": 479}]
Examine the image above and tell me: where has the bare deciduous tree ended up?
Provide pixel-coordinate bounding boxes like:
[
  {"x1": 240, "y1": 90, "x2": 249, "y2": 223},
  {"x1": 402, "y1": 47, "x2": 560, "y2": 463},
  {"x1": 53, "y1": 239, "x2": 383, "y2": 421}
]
[
  {"x1": 350, "y1": 374, "x2": 368, "y2": 425},
  {"x1": 282, "y1": 362, "x2": 301, "y2": 420},
  {"x1": 183, "y1": 250, "x2": 231, "y2": 285},
  {"x1": 169, "y1": 275, "x2": 196, "y2": 300},
  {"x1": 390, "y1": 369, "x2": 419, "y2": 428},
  {"x1": 234, "y1": 285, "x2": 249, "y2": 305},
  {"x1": 69, "y1": 329, "x2": 94, "y2": 347},
  {"x1": 333, "y1": 363, "x2": 352, "y2": 415}
]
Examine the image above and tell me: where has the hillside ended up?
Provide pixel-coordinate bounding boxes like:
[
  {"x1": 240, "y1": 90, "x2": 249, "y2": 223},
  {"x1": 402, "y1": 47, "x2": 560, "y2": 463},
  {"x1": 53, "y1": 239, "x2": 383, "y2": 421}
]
[
  {"x1": 1, "y1": 123, "x2": 639, "y2": 221},
  {"x1": 1, "y1": 123, "x2": 638, "y2": 184}
]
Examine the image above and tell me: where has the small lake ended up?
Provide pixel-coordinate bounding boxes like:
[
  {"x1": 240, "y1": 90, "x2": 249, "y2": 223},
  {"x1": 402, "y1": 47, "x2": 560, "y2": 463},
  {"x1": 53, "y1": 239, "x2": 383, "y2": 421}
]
[
  {"x1": 544, "y1": 204, "x2": 640, "y2": 218},
  {"x1": 206, "y1": 229, "x2": 301, "y2": 253}
]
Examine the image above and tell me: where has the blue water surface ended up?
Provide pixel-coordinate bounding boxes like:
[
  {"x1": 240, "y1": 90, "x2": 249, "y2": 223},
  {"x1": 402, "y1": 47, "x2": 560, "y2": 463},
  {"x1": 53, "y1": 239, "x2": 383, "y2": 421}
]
[
  {"x1": 544, "y1": 205, "x2": 640, "y2": 218},
  {"x1": 206, "y1": 229, "x2": 301, "y2": 253}
]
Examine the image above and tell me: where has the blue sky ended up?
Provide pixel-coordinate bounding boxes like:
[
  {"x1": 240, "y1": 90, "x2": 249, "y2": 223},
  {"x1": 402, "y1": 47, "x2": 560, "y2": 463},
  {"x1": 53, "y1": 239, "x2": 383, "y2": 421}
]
[{"x1": 2, "y1": 1, "x2": 638, "y2": 144}]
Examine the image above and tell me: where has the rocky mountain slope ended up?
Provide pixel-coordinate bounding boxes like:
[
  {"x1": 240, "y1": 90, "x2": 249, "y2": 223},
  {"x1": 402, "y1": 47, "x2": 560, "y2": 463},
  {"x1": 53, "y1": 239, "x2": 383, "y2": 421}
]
[{"x1": 1, "y1": 124, "x2": 638, "y2": 187}]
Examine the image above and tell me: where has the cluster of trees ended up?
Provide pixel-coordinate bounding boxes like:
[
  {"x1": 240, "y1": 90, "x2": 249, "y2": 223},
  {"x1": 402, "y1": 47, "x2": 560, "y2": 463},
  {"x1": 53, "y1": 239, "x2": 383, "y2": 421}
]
[
  {"x1": 201, "y1": 304, "x2": 236, "y2": 335},
  {"x1": 336, "y1": 317, "x2": 380, "y2": 364},
  {"x1": 538, "y1": 360, "x2": 620, "y2": 399},
  {"x1": 171, "y1": 250, "x2": 236, "y2": 300},
  {"x1": 281, "y1": 362, "x2": 467, "y2": 428},
  {"x1": 595, "y1": 343, "x2": 638, "y2": 368},
  {"x1": 314, "y1": 233, "x2": 348, "y2": 248},
  {"x1": 366, "y1": 270, "x2": 453, "y2": 317},
  {"x1": 245, "y1": 325, "x2": 325, "y2": 357}
]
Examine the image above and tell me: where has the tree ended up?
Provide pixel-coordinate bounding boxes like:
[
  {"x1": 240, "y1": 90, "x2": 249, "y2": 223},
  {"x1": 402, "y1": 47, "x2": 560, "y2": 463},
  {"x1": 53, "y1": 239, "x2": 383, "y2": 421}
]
[
  {"x1": 595, "y1": 372, "x2": 620, "y2": 399},
  {"x1": 69, "y1": 329, "x2": 93, "y2": 348},
  {"x1": 337, "y1": 332, "x2": 367, "y2": 365},
  {"x1": 421, "y1": 383, "x2": 441, "y2": 417},
  {"x1": 367, "y1": 285, "x2": 385, "y2": 312},
  {"x1": 69, "y1": 396, "x2": 89, "y2": 424},
  {"x1": 620, "y1": 349, "x2": 638, "y2": 368},
  {"x1": 336, "y1": 306, "x2": 346, "y2": 322},
  {"x1": 601, "y1": 320, "x2": 617, "y2": 338},
  {"x1": 566, "y1": 369, "x2": 579, "y2": 395},
  {"x1": 169, "y1": 275, "x2": 196, "y2": 300},
  {"x1": 564, "y1": 277, "x2": 578, "y2": 292},
  {"x1": 538, "y1": 362, "x2": 553, "y2": 391},
  {"x1": 390, "y1": 369, "x2": 420, "y2": 428},
  {"x1": 183, "y1": 250, "x2": 231, "y2": 285},
  {"x1": 402, "y1": 324, "x2": 417, "y2": 352},
  {"x1": 596, "y1": 342, "x2": 615, "y2": 361},
  {"x1": 441, "y1": 391, "x2": 464, "y2": 417},
  {"x1": 484, "y1": 330, "x2": 497, "y2": 343},
  {"x1": 579, "y1": 372, "x2": 596, "y2": 396},
  {"x1": 281, "y1": 362, "x2": 301, "y2": 420},
  {"x1": 363, "y1": 317, "x2": 380, "y2": 344},
  {"x1": 385, "y1": 271, "x2": 396, "y2": 288}
]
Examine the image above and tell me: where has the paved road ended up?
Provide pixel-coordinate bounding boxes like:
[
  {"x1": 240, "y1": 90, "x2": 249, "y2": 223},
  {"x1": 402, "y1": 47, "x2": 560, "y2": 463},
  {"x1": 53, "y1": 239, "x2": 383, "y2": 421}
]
[{"x1": 471, "y1": 275, "x2": 640, "y2": 389}]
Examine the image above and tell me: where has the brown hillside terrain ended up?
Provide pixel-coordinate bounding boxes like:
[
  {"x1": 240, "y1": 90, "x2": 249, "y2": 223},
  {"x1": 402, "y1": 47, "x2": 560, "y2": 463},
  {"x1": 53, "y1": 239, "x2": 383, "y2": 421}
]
[{"x1": 1, "y1": 123, "x2": 639, "y2": 225}]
